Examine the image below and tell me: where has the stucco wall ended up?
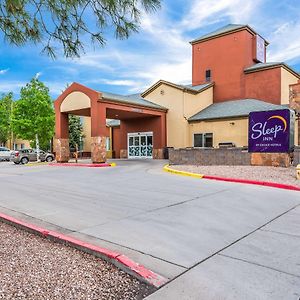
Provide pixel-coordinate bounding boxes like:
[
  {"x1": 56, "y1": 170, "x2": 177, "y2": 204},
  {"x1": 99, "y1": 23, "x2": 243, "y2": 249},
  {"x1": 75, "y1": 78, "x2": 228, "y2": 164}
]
[
  {"x1": 281, "y1": 68, "x2": 298, "y2": 105},
  {"x1": 81, "y1": 116, "x2": 110, "y2": 152},
  {"x1": 244, "y1": 68, "x2": 281, "y2": 104},
  {"x1": 82, "y1": 116, "x2": 92, "y2": 152},
  {"x1": 192, "y1": 29, "x2": 256, "y2": 102},
  {"x1": 60, "y1": 91, "x2": 91, "y2": 112},
  {"x1": 118, "y1": 116, "x2": 164, "y2": 151},
  {"x1": 144, "y1": 83, "x2": 213, "y2": 148},
  {"x1": 189, "y1": 118, "x2": 249, "y2": 148},
  {"x1": 5, "y1": 139, "x2": 31, "y2": 150}
]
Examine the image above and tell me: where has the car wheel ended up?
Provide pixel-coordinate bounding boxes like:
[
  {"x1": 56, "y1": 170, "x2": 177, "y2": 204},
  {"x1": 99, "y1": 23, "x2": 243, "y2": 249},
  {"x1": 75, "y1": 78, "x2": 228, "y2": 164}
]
[
  {"x1": 14, "y1": 162, "x2": 20, "y2": 165},
  {"x1": 46, "y1": 156, "x2": 54, "y2": 162},
  {"x1": 21, "y1": 157, "x2": 29, "y2": 164}
]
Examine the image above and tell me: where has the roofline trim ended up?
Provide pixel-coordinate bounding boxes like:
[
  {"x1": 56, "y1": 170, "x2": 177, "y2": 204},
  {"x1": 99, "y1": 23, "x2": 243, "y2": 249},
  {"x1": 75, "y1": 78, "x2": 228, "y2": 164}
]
[
  {"x1": 188, "y1": 114, "x2": 250, "y2": 122},
  {"x1": 99, "y1": 96, "x2": 168, "y2": 112},
  {"x1": 190, "y1": 25, "x2": 269, "y2": 46},
  {"x1": 244, "y1": 63, "x2": 300, "y2": 79},
  {"x1": 141, "y1": 79, "x2": 214, "y2": 97}
]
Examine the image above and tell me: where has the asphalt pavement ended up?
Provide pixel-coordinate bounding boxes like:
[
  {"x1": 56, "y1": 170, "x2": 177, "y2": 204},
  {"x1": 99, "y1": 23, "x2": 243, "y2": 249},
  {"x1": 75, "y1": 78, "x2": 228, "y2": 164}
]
[{"x1": 0, "y1": 160, "x2": 299, "y2": 299}]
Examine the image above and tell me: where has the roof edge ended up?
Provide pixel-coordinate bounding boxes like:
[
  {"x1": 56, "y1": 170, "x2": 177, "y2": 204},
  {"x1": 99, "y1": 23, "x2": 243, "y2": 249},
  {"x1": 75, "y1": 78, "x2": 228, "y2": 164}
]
[
  {"x1": 244, "y1": 63, "x2": 300, "y2": 79},
  {"x1": 141, "y1": 79, "x2": 214, "y2": 97},
  {"x1": 190, "y1": 25, "x2": 269, "y2": 46},
  {"x1": 99, "y1": 96, "x2": 168, "y2": 112},
  {"x1": 188, "y1": 115, "x2": 249, "y2": 122}
]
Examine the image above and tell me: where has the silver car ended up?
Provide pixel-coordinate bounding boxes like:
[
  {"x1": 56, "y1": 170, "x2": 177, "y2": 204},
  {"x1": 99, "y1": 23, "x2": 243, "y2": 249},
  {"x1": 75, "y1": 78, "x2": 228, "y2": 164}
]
[
  {"x1": 0, "y1": 147, "x2": 12, "y2": 161},
  {"x1": 10, "y1": 149, "x2": 55, "y2": 164}
]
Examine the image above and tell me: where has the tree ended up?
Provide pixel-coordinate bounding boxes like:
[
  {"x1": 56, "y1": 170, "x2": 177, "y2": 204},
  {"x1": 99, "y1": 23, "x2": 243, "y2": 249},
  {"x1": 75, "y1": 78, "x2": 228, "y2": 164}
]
[
  {"x1": 12, "y1": 78, "x2": 55, "y2": 156},
  {"x1": 69, "y1": 114, "x2": 84, "y2": 150},
  {"x1": 0, "y1": 0, "x2": 161, "y2": 58},
  {"x1": 0, "y1": 92, "x2": 13, "y2": 146}
]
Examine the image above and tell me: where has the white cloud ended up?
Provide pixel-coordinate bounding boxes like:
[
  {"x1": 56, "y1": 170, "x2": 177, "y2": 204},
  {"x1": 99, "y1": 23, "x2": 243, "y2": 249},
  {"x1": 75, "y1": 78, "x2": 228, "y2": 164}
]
[
  {"x1": 45, "y1": 81, "x2": 69, "y2": 97},
  {"x1": 87, "y1": 79, "x2": 141, "y2": 86},
  {"x1": 268, "y1": 21, "x2": 300, "y2": 65},
  {"x1": 0, "y1": 81, "x2": 25, "y2": 94},
  {"x1": 0, "y1": 68, "x2": 9, "y2": 75},
  {"x1": 48, "y1": 0, "x2": 300, "y2": 96},
  {"x1": 180, "y1": 0, "x2": 262, "y2": 31},
  {"x1": 35, "y1": 71, "x2": 42, "y2": 79}
]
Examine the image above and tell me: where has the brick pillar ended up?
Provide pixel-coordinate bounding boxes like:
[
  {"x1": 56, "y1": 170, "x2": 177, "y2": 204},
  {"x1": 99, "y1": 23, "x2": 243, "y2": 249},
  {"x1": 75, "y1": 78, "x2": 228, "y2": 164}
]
[
  {"x1": 90, "y1": 101, "x2": 107, "y2": 163},
  {"x1": 54, "y1": 108, "x2": 69, "y2": 163}
]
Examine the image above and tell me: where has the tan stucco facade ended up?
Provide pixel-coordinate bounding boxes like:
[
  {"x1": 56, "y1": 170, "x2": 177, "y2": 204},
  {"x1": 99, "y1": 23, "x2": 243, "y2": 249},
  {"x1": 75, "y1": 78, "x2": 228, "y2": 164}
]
[
  {"x1": 144, "y1": 83, "x2": 213, "y2": 148},
  {"x1": 60, "y1": 91, "x2": 91, "y2": 112},
  {"x1": 82, "y1": 116, "x2": 92, "y2": 152},
  {"x1": 189, "y1": 118, "x2": 249, "y2": 148},
  {"x1": 281, "y1": 68, "x2": 298, "y2": 105},
  {"x1": 189, "y1": 116, "x2": 299, "y2": 148},
  {"x1": 5, "y1": 138, "x2": 31, "y2": 150}
]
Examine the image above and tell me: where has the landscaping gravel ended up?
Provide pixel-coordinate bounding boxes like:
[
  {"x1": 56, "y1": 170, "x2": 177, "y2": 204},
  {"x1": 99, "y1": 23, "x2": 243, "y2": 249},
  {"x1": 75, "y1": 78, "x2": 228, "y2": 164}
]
[
  {"x1": 0, "y1": 222, "x2": 154, "y2": 300},
  {"x1": 171, "y1": 165, "x2": 300, "y2": 188}
]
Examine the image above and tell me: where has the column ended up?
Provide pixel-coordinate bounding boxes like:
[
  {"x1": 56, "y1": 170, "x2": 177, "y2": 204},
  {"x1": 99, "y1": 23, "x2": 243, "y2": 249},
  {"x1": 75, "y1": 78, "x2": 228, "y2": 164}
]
[
  {"x1": 54, "y1": 110, "x2": 70, "y2": 163},
  {"x1": 90, "y1": 102, "x2": 107, "y2": 163}
]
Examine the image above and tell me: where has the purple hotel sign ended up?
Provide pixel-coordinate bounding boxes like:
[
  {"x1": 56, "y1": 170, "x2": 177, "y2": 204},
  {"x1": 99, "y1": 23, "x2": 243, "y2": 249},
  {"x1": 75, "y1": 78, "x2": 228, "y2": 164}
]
[{"x1": 248, "y1": 109, "x2": 292, "y2": 153}]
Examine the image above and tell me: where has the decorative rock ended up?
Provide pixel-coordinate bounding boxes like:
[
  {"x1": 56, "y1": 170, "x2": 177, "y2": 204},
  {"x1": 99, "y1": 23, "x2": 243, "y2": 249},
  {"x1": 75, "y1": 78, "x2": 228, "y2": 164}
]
[
  {"x1": 153, "y1": 148, "x2": 164, "y2": 159},
  {"x1": 120, "y1": 149, "x2": 128, "y2": 159},
  {"x1": 91, "y1": 136, "x2": 106, "y2": 163},
  {"x1": 251, "y1": 153, "x2": 291, "y2": 168},
  {"x1": 54, "y1": 138, "x2": 70, "y2": 163},
  {"x1": 297, "y1": 164, "x2": 300, "y2": 180}
]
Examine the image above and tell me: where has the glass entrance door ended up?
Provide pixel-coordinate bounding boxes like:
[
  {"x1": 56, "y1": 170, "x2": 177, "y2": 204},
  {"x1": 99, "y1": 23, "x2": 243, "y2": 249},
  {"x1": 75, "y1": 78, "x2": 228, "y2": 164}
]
[{"x1": 128, "y1": 132, "x2": 153, "y2": 158}]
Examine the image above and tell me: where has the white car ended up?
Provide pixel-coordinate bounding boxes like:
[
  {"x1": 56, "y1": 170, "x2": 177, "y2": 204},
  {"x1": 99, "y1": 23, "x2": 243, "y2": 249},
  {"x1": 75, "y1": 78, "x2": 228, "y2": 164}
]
[{"x1": 0, "y1": 147, "x2": 12, "y2": 161}]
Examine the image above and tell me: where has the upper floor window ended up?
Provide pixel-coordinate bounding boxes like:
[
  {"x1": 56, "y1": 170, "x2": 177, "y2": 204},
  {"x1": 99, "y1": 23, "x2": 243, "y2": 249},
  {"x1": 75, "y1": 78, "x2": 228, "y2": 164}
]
[{"x1": 205, "y1": 69, "x2": 211, "y2": 82}]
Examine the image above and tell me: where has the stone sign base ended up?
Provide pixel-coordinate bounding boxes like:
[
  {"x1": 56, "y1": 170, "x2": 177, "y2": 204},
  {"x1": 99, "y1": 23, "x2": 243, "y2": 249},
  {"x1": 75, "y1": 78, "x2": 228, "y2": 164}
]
[
  {"x1": 153, "y1": 148, "x2": 164, "y2": 159},
  {"x1": 120, "y1": 149, "x2": 128, "y2": 159},
  {"x1": 54, "y1": 138, "x2": 70, "y2": 163},
  {"x1": 168, "y1": 148, "x2": 299, "y2": 168},
  {"x1": 251, "y1": 153, "x2": 291, "y2": 168},
  {"x1": 91, "y1": 136, "x2": 106, "y2": 163}
]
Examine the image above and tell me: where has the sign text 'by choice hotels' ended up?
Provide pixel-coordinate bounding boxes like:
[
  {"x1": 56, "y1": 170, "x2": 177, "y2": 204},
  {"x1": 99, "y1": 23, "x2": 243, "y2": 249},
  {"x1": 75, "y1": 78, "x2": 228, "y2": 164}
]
[{"x1": 248, "y1": 109, "x2": 291, "y2": 153}]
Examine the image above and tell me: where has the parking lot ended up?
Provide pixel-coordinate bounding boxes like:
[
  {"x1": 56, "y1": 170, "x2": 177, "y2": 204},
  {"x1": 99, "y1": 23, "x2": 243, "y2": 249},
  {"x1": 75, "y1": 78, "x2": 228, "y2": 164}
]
[{"x1": 0, "y1": 160, "x2": 299, "y2": 299}]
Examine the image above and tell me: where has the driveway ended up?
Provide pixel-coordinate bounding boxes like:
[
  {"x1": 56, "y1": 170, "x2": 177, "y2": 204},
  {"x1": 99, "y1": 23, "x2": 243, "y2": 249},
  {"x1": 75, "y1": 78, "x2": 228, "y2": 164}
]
[{"x1": 0, "y1": 160, "x2": 299, "y2": 299}]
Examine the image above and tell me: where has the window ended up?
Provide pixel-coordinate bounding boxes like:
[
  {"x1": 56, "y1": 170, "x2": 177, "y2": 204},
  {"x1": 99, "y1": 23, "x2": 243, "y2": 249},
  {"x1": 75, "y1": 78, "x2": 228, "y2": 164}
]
[
  {"x1": 21, "y1": 143, "x2": 25, "y2": 149},
  {"x1": 205, "y1": 69, "x2": 211, "y2": 82},
  {"x1": 193, "y1": 133, "x2": 213, "y2": 148},
  {"x1": 106, "y1": 137, "x2": 111, "y2": 151}
]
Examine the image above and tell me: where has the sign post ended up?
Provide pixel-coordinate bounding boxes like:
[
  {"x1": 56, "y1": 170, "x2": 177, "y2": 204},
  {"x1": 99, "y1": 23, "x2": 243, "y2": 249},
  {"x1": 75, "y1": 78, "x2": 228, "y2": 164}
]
[{"x1": 248, "y1": 109, "x2": 294, "y2": 153}]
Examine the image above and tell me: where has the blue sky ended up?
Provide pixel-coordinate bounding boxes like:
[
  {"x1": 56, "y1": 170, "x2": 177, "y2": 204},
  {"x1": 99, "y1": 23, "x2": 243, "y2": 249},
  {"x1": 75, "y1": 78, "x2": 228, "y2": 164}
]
[{"x1": 1, "y1": 0, "x2": 300, "y2": 98}]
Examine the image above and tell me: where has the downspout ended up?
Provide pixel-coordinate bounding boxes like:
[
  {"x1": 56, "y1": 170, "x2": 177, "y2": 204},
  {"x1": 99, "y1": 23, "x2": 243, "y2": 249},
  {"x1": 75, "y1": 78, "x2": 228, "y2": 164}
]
[{"x1": 182, "y1": 89, "x2": 189, "y2": 147}]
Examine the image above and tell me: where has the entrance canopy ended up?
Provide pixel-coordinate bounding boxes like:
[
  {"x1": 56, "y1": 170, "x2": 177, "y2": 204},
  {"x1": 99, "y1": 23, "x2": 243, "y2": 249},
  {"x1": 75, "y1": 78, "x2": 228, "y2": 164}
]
[{"x1": 54, "y1": 82, "x2": 167, "y2": 163}]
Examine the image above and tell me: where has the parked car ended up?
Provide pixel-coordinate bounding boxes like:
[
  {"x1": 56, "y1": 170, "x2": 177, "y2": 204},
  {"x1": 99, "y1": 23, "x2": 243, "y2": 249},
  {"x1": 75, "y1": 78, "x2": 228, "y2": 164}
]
[
  {"x1": 0, "y1": 147, "x2": 12, "y2": 161},
  {"x1": 10, "y1": 149, "x2": 55, "y2": 164}
]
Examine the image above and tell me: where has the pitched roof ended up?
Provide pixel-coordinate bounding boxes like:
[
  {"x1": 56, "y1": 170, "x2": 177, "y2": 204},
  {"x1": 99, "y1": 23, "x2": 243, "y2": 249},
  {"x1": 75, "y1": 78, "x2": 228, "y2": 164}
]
[
  {"x1": 141, "y1": 79, "x2": 214, "y2": 97},
  {"x1": 244, "y1": 62, "x2": 300, "y2": 78},
  {"x1": 188, "y1": 99, "x2": 288, "y2": 122},
  {"x1": 100, "y1": 91, "x2": 167, "y2": 110},
  {"x1": 190, "y1": 24, "x2": 268, "y2": 45}
]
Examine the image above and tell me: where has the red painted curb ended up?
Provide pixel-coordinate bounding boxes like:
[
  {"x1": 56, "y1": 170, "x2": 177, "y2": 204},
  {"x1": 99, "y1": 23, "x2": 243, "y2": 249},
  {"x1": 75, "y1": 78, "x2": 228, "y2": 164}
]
[
  {"x1": 0, "y1": 212, "x2": 167, "y2": 288},
  {"x1": 49, "y1": 163, "x2": 112, "y2": 168},
  {"x1": 203, "y1": 175, "x2": 300, "y2": 191}
]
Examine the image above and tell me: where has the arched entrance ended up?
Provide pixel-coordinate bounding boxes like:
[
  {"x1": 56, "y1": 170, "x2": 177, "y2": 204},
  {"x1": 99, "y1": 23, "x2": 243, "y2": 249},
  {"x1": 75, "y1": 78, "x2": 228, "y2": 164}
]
[{"x1": 54, "y1": 82, "x2": 167, "y2": 163}]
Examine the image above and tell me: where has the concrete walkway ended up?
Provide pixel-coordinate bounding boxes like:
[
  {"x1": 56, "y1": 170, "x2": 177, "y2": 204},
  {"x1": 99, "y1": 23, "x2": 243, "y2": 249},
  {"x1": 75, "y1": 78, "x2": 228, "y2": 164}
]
[{"x1": 0, "y1": 160, "x2": 299, "y2": 299}]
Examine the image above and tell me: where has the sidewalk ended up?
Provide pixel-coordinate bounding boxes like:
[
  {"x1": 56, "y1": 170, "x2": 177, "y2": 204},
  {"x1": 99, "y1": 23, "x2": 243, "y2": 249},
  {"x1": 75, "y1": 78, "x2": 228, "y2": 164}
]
[{"x1": 146, "y1": 205, "x2": 300, "y2": 299}]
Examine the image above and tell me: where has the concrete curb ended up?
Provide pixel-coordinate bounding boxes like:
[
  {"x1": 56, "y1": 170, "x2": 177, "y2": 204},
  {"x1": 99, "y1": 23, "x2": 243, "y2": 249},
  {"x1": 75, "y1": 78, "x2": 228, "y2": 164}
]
[
  {"x1": 0, "y1": 212, "x2": 167, "y2": 288},
  {"x1": 164, "y1": 164, "x2": 300, "y2": 192},
  {"x1": 48, "y1": 162, "x2": 116, "y2": 168},
  {"x1": 163, "y1": 164, "x2": 204, "y2": 178}
]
